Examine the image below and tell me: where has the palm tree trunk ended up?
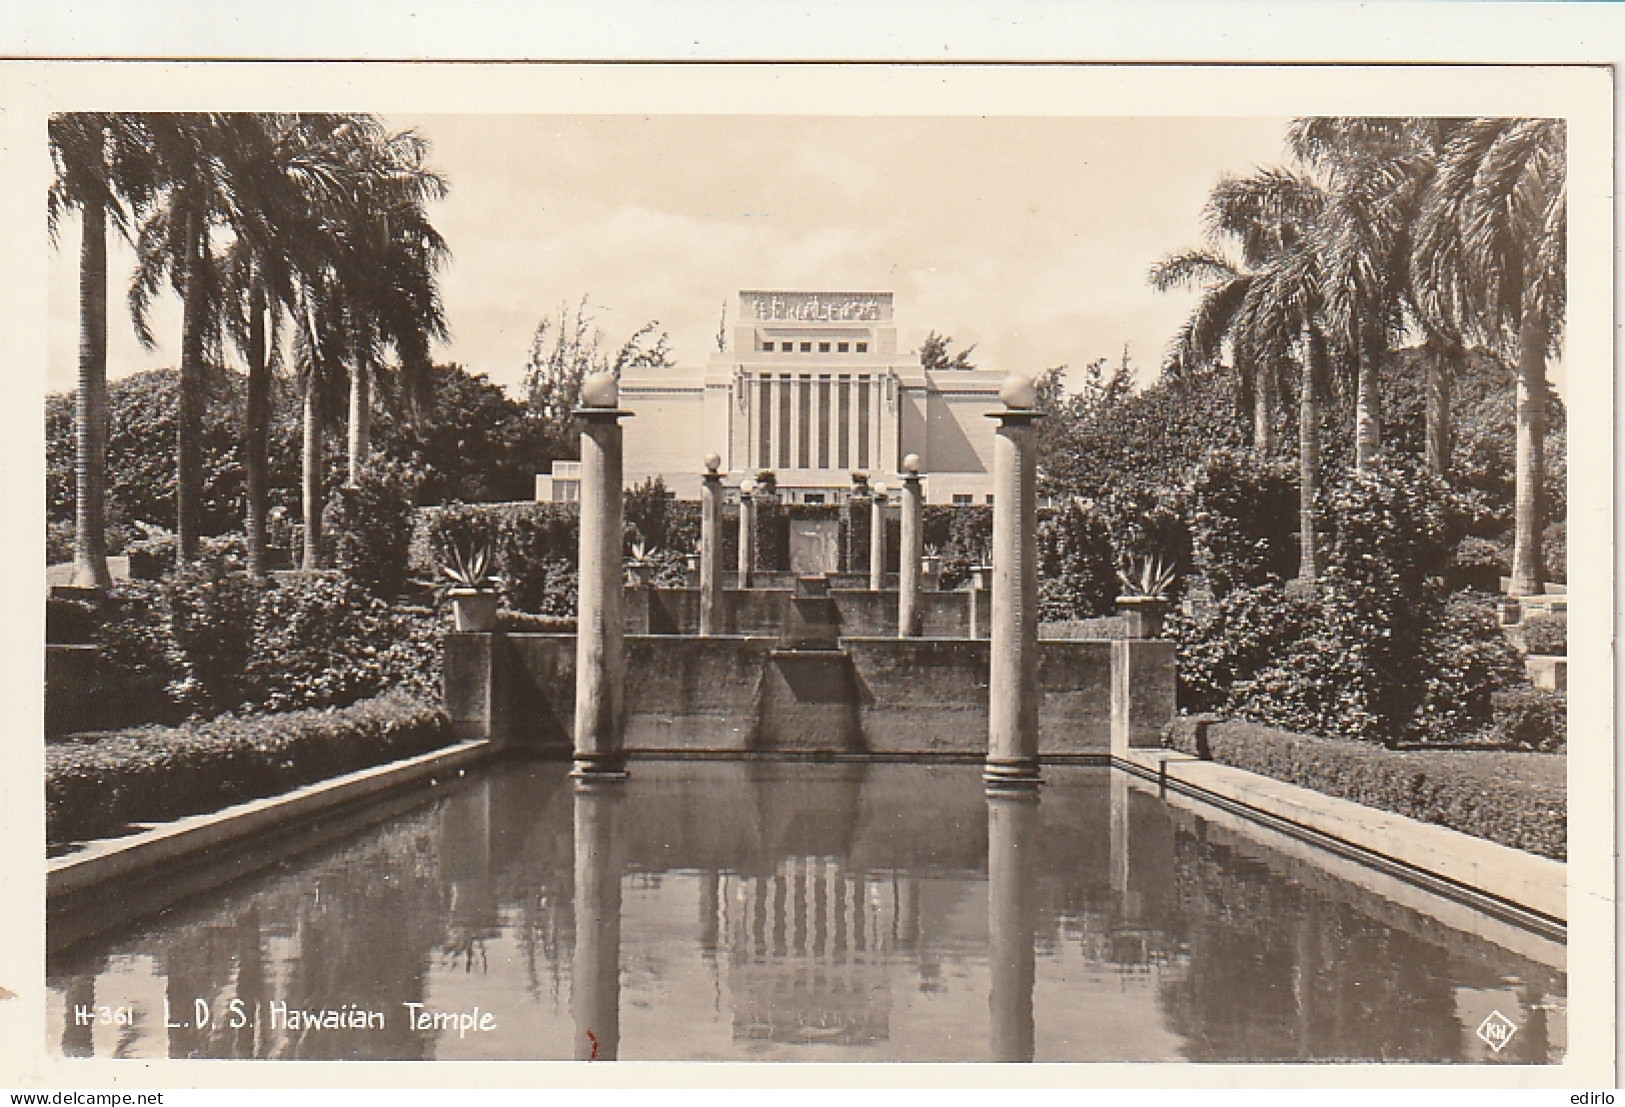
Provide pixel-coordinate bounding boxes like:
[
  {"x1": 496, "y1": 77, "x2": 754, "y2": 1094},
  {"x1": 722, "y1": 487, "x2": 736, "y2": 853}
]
[
  {"x1": 244, "y1": 268, "x2": 270, "y2": 579},
  {"x1": 347, "y1": 347, "x2": 370, "y2": 486},
  {"x1": 73, "y1": 191, "x2": 113, "y2": 589},
  {"x1": 1353, "y1": 332, "x2": 1382, "y2": 471},
  {"x1": 176, "y1": 201, "x2": 207, "y2": 565},
  {"x1": 301, "y1": 376, "x2": 323, "y2": 571},
  {"x1": 1423, "y1": 340, "x2": 1455, "y2": 477},
  {"x1": 1297, "y1": 326, "x2": 1324, "y2": 582},
  {"x1": 1510, "y1": 318, "x2": 1548, "y2": 597},
  {"x1": 1254, "y1": 361, "x2": 1277, "y2": 454}
]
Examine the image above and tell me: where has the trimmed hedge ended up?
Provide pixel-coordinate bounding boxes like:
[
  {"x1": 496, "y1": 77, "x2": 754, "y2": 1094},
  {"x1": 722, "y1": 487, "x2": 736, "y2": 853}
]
[
  {"x1": 1491, "y1": 687, "x2": 1566, "y2": 752},
  {"x1": 1164, "y1": 717, "x2": 1566, "y2": 860},
  {"x1": 47, "y1": 690, "x2": 455, "y2": 846}
]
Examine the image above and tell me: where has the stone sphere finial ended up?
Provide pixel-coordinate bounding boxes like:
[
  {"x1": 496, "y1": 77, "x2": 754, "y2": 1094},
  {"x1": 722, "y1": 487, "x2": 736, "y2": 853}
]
[
  {"x1": 901, "y1": 453, "x2": 921, "y2": 475},
  {"x1": 740, "y1": 477, "x2": 757, "y2": 496},
  {"x1": 872, "y1": 481, "x2": 888, "y2": 498},
  {"x1": 703, "y1": 453, "x2": 722, "y2": 474},
  {"x1": 999, "y1": 372, "x2": 1037, "y2": 410},
  {"x1": 581, "y1": 371, "x2": 619, "y2": 408}
]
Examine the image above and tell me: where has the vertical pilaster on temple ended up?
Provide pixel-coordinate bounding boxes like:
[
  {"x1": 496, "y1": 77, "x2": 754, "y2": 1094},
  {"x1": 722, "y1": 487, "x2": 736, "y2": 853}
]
[
  {"x1": 737, "y1": 478, "x2": 757, "y2": 590},
  {"x1": 870, "y1": 482, "x2": 889, "y2": 592},
  {"x1": 572, "y1": 372, "x2": 632, "y2": 783},
  {"x1": 572, "y1": 781, "x2": 623, "y2": 1061},
  {"x1": 987, "y1": 791, "x2": 1039, "y2": 1062},
  {"x1": 699, "y1": 454, "x2": 724, "y2": 636},
  {"x1": 984, "y1": 373, "x2": 1045, "y2": 792},
  {"x1": 898, "y1": 454, "x2": 924, "y2": 637}
]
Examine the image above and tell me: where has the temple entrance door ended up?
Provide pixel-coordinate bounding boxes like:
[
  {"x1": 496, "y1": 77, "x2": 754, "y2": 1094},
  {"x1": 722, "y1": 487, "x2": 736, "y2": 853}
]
[{"x1": 790, "y1": 518, "x2": 841, "y2": 576}]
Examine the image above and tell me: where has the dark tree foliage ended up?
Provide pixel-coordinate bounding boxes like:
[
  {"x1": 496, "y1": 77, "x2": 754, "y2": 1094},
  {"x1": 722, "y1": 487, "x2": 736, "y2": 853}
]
[
  {"x1": 917, "y1": 330, "x2": 977, "y2": 371},
  {"x1": 371, "y1": 363, "x2": 552, "y2": 505},
  {"x1": 46, "y1": 363, "x2": 548, "y2": 562}
]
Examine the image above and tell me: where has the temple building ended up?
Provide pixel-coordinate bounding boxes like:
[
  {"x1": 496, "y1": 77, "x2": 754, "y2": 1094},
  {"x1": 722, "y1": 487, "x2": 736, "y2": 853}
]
[{"x1": 537, "y1": 290, "x2": 1006, "y2": 504}]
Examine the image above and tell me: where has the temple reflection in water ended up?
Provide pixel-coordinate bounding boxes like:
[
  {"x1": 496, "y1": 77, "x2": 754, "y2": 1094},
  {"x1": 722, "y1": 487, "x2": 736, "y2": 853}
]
[{"x1": 48, "y1": 762, "x2": 1565, "y2": 1063}]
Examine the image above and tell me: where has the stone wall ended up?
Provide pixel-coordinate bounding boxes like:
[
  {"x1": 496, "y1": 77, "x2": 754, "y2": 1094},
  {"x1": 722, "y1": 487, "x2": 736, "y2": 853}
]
[{"x1": 445, "y1": 631, "x2": 1165, "y2": 756}]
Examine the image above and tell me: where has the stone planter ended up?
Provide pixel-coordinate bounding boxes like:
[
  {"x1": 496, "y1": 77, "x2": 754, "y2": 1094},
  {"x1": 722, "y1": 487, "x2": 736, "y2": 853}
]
[
  {"x1": 449, "y1": 588, "x2": 500, "y2": 633},
  {"x1": 1116, "y1": 596, "x2": 1171, "y2": 639},
  {"x1": 627, "y1": 563, "x2": 653, "y2": 589},
  {"x1": 922, "y1": 555, "x2": 944, "y2": 592},
  {"x1": 1525, "y1": 654, "x2": 1567, "y2": 693}
]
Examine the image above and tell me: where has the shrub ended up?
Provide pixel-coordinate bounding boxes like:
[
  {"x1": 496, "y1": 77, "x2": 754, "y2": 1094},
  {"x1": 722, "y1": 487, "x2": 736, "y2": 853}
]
[
  {"x1": 1411, "y1": 593, "x2": 1526, "y2": 744},
  {"x1": 625, "y1": 476, "x2": 672, "y2": 552},
  {"x1": 421, "y1": 502, "x2": 580, "y2": 615},
  {"x1": 1161, "y1": 718, "x2": 1565, "y2": 859},
  {"x1": 324, "y1": 471, "x2": 414, "y2": 598},
  {"x1": 1492, "y1": 687, "x2": 1566, "y2": 752},
  {"x1": 92, "y1": 583, "x2": 184, "y2": 728},
  {"x1": 923, "y1": 504, "x2": 993, "y2": 591},
  {"x1": 47, "y1": 519, "x2": 74, "y2": 566},
  {"x1": 46, "y1": 596, "x2": 99, "y2": 645},
  {"x1": 1522, "y1": 618, "x2": 1566, "y2": 656},
  {"x1": 1189, "y1": 448, "x2": 1300, "y2": 598},
  {"x1": 1310, "y1": 459, "x2": 1460, "y2": 743},
  {"x1": 46, "y1": 689, "x2": 454, "y2": 846},
  {"x1": 1449, "y1": 534, "x2": 1509, "y2": 594},
  {"x1": 1036, "y1": 499, "x2": 1117, "y2": 619},
  {"x1": 1543, "y1": 521, "x2": 1566, "y2": 585},
  {"x1": 1166, "y1": 583, "x2": 1320, "y2": 715},
  {"x1": 376, "y1": 606, "x2": 446, "y2": 703},
  {"x1": 247, "y1": 573, "x2": 397, "y2": 712},
  {"x1": 164, "y1": 562, "x2": 263, "y2": 714}
]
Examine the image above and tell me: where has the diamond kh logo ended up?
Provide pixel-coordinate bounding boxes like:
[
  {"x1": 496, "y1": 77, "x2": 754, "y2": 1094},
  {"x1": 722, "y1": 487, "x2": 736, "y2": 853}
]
[{"x1": 1476, "y1": 1009, "x2": 1518, "y2": 1053}]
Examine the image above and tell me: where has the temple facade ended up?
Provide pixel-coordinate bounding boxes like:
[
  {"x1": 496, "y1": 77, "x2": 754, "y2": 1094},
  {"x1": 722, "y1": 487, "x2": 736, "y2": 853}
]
[{"x1": 539, "y1": 290, "x2": 1006, "y2": 503}]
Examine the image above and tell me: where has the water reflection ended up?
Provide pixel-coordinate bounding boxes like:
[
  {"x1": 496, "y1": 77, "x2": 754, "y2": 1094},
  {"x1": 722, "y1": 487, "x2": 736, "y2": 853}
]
[
  {"x1": 47, "y1": 762, "x2": 1565, "y2": 1062},
  {"x1": 987, "y1": 793, "x2": 1037, "y2": 1062}
]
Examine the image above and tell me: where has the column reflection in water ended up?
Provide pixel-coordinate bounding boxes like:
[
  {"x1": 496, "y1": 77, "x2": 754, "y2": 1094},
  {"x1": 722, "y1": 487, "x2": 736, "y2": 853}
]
[
  {"x1": 571, "y1": 782, "x2": 624, "y2": 1061},
  {"x1": 986, "y1": 791, "x2": 1040, "y2": 1062}
]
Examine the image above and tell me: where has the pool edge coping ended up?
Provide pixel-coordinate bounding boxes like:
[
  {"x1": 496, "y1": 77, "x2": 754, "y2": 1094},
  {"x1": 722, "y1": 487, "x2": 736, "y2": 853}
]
[
  {"x1": 47, "y1": 739, "x2": 495, "y2": 903},
  {"x1": 1115, "y1": 748, "x2": 1566, "y2": 934}
]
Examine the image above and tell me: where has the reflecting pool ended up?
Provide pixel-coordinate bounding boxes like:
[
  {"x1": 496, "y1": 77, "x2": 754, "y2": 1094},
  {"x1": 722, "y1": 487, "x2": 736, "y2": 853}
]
[{"x1": 47, "y1": 761, "x2": 1565, "y2": 1062}]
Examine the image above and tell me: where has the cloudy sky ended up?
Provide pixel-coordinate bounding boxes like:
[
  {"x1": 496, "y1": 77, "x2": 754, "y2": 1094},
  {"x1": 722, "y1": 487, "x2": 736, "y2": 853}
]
[{"x1": 48, "y1": 114, "x2": 1300, "y2": 397}]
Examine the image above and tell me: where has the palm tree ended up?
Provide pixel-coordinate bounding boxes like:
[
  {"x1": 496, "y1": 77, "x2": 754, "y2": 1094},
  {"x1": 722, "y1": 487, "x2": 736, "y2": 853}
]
[
  {"x1": 49, "y1": 113, "x2": 157, "y2": 588},
  {"x1": 1154, "y1": 167, "x2": 1334, "y2": 578},
  {"x1": 1147, "y1": 248, "x2": 1274, "y2": 447},
  {"x1": 217, "y1": 114, "x2": 361, "y2": 577},
  {"x1": 330, "y1": 125, "x2": 449, "y2": 486},
  {"x1": 1413, "y1": 118, "x2": 1565, "y2": 597},
  {"x1": 130, "y1": 113, "x2": 242, "y2": 566}
]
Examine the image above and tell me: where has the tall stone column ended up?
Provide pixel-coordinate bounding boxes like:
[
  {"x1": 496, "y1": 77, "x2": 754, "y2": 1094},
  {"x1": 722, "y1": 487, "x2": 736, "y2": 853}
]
[
  {"x1": 573, "y1": 372, "x2": 632, "y2": 782},
  {"x1": 571, "y1": 781, "x2": 623, "y2": 1061},
  {"x1": 898, "y1": 454, "x2": 924, "y2": 637},
  {"x1": 987, "y1": 791, "x2": 1039, "y2": 1062},
  {"x1": 699, "y1": 454, "x2": 724, "y2": 635},
  {"x1": 984, "y1": 374, "x2": 1045, "y2": 791},
  {"x1": 869, "y1": 482, "x2": 889, "y2": 592},
  {"x1": 737, "y1": 478, "x2": 757, "y2": 590}
]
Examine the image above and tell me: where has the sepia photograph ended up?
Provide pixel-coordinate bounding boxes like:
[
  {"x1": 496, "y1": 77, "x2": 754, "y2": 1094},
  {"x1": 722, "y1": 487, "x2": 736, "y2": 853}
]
[{"x1": 1, "y1": 54, "x2": 1614, "y2": 1089}]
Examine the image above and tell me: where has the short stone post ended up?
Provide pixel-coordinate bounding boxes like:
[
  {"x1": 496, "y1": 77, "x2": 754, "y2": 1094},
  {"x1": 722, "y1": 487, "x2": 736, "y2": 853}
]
[
  {"x1": 737, "y1": 478, "x2": 757, "y2": 590},
  {"x1": 984, "y1": 374, "x2": 1044, "y2": 791},
  {"x1": 699, "y1": 454, "x2": 724, "y2": 636},
  {"x1": 987, "y1": 791, "x2": 1039, "y2": 1062},
  {"x1": 572, "y1": 372, "x2": 631, "y2": 782},
  {"x1": 898, "y1": 455, "x2": 923, "y2": 637},
  {"x1": 869, "y1": 482, "x2": 889, "y2": 592},
  {"x1": 571, "y1": 780, "x2": 623, "y2": 1060}
]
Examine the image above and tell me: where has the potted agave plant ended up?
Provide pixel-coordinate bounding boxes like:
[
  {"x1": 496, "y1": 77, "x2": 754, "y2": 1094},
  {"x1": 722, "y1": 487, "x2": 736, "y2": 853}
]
[
  {"x1": 442, "y1": 538, "x2": 500, "y2": 632},
  {"x1": 1116, "y1": 555, "x2": 1178, "y2": 639},
  {"x1": 922, "y1": 544, "x2": 944, "y2": 591},
  {"x1": 628, "y1": 540, "x2": 657, "y2": 589}
]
